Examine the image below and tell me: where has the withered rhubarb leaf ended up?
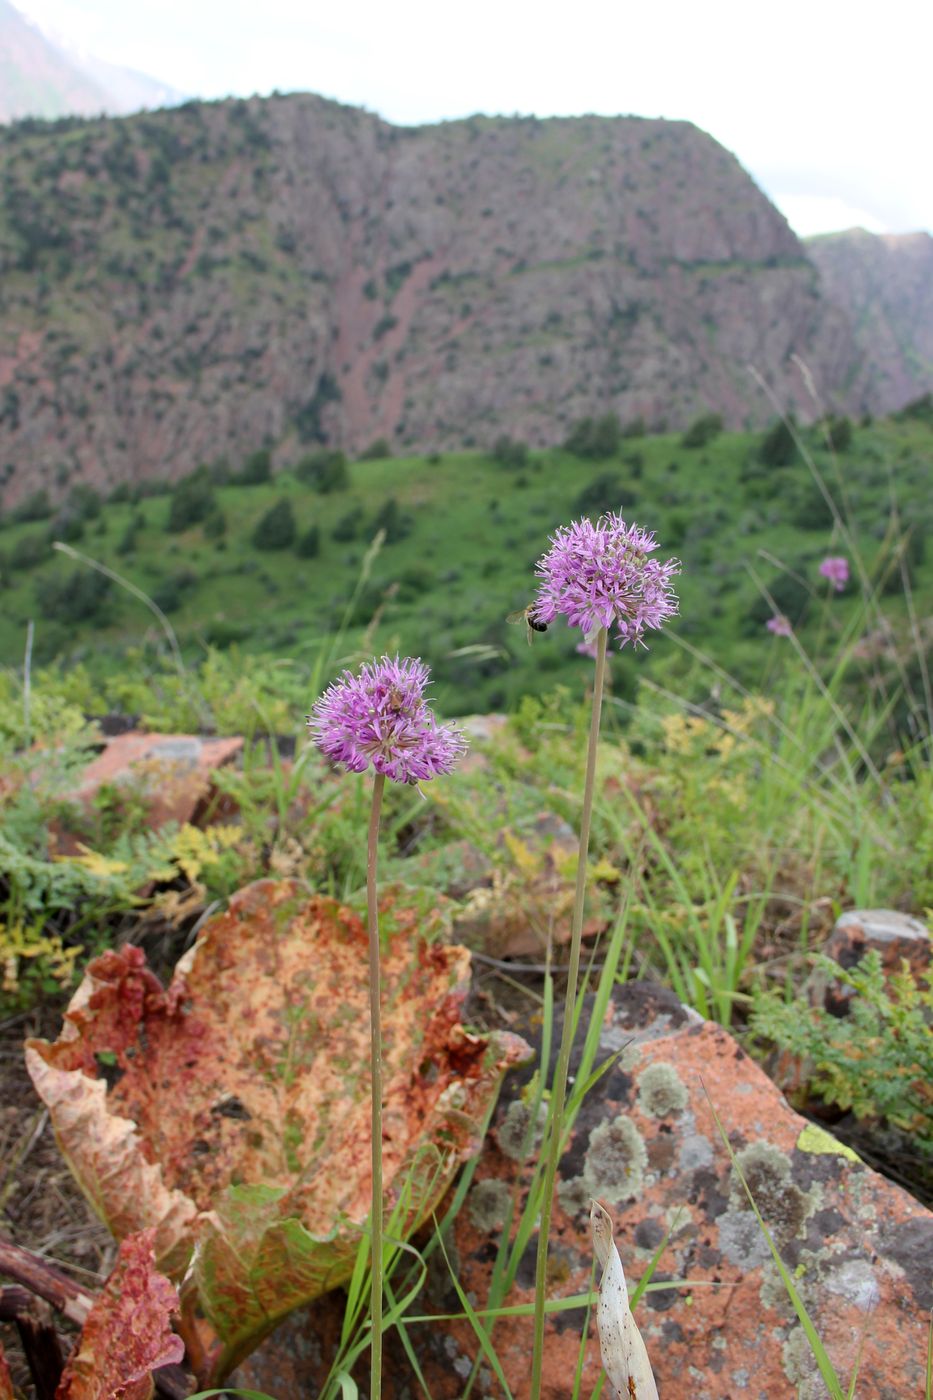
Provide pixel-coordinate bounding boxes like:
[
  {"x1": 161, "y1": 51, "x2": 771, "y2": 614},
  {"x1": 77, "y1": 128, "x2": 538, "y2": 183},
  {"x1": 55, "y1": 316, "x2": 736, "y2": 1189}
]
[
  {"x1": 0, "y1": 1344, "x2": 13, "y2": 1400},
  {"x1": 27, "y1": 879, "x2": 530, "y2": 1383},
  {"x1": 55, "y1": 1229, "x2": 183, "y2": 1400}
]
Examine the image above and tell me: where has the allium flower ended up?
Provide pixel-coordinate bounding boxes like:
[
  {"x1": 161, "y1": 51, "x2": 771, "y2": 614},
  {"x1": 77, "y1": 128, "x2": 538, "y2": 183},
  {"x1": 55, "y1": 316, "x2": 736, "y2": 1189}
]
[
  {"x1": 766, "y1": 615, "x2": 793, "y2": 637},
  {"x1": 534, "y1": 513, "x2": 680, "y2": 648},
  {"x1": 309, "y1": 655, "x2": 467, "y2": 784},
  {"x1": 819, "y1": 556, "x2": 849, "y2": 591}
]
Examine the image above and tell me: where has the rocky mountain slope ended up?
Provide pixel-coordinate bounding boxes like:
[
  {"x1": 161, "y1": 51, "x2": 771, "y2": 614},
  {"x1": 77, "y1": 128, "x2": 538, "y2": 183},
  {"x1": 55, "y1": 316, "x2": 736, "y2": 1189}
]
[
  {"x1": 806, "y1": 228, "x2": 933, "y2": 413},
  {"x1": 0, "y1": 0, "x2": 178, "y2": 123},
  {"x1": 0, "y1": 92, "x2": 913, "y2": 504}
]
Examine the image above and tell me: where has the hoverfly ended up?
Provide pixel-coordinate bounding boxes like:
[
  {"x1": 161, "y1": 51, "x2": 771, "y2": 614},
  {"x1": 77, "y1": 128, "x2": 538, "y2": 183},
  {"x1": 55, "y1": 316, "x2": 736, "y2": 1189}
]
[{"x1": 507, "y1": 603, "x2": 549, "y2": 645}]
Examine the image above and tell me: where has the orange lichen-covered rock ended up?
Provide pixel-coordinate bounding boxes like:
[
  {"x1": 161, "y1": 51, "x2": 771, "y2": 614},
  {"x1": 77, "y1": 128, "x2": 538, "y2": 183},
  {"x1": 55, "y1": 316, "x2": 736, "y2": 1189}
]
[
  {"x1": 238, "y1": 982, "x2": 933, "y2": 1399},
  {"x1": 53, "y1": 730, "x2": 243, "y2": 851}
]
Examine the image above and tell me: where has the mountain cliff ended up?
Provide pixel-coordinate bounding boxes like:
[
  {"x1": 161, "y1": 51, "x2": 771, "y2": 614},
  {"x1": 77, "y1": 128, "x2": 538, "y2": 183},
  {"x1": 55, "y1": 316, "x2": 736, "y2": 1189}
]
[
  {"x1": 0, "y1": 92, "x2": 889, "y2": 504},
  {"x1": 806, "y1": 228, "x2": 933, "y2": 413}
]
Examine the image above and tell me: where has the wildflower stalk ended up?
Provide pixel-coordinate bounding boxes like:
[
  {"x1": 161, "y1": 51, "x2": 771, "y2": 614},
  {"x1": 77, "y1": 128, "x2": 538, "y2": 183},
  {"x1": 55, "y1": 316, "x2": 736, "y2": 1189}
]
[
  {"x1": 530, "y1": 624, "x2": 608, "y2": 1398},
  {"x1": 367, "y1": 770, "x2": 386, "y2": 1400},
  {"x1": 307, "y1": 655, "x2": 467, "y2": 1400}
]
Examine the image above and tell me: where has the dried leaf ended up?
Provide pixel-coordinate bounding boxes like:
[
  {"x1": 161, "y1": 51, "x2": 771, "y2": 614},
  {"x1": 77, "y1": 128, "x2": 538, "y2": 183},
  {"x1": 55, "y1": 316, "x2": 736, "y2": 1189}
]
[
  {"x1": 28, "y1": 880, "x2": 530, "y2": 1383},
  {"x1": 590, "y1": 1199, "x2": 659, "y2": 1400},
  {"x1": 55, "y1": 1229, "x2": 183, "y2": 1400},
  {"x1": 0, "y1": 1344, "x2": 13, "y2": 1400}
]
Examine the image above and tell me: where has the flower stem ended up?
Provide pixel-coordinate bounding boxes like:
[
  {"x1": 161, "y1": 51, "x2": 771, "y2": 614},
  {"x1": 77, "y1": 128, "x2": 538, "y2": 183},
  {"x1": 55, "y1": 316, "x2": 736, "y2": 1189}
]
[
  {"x1": 529, "y1": 626, "x2": 608, "y2": 1399},
  {"x1": 367, "y1": 770, "x2": 386, "y2": 1400}
]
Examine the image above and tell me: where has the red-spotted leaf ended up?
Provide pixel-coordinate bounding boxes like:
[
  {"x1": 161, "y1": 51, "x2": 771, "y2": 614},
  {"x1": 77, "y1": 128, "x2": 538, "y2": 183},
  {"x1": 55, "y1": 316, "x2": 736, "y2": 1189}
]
[
  {"x1": 55, "y1": 1229, "x2": 183, "y2": 1400},
  {"x1": 28, "y1": 880, "x2": 530, "y2": 1383}
]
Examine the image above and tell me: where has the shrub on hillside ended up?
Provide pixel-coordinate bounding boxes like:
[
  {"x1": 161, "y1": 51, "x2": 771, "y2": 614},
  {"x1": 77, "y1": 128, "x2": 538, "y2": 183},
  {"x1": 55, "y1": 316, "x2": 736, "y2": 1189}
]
[
  {"x1": 36, "y1": 568, "x2": 111, "y2": 624},
  {"x1": 166, "y1": 469, "x2": 216, "y2": 532},
  {"x1": 739, "y1": 456, "x2": 782, "y2": 501},
  {"x1": 204, "y1": 508, "x2": 227, "y2": 541},
  {"x1": 252, "y1": 498, "x2": 296, "y2": 550},
  {"x1": 680, "y1": 412, "x2": 722, "y2": 449},
  {"x1": 332, "y1": 507, "x2": 362, "y2": 542},
  {"x1": 823, "y1": 415, "x2": 853, "y2": 452},
  {"x1": 396, "y1": 565, "x2": 433, "y2": 601},
  {"x1": 790, "y1": 482, "x2": 835, "y2": 530},
  {"x1": 573, "y1": 473, "x2": 636, "y2": 518},
  {"x1": 893, "y1": 392, "x2": 933, "y2": 425},
  {"x1": 564, "y1": 412, "x2": 620, "y2": 460},
  {"x1": 12, "y1": 489, "x2": 52, "y2": 524},
  {"x1": 152, "y1": 568, "x2": 198, "y2": 614},
  {"x1": 758, "y1": 417, "x2": 798, "y2": 467},
  {"x1": 11, "y1": 533, "x2": 46, "y2": 570},
  {"x1": 371, "y1": 496, "x2": 412, "y2": 543},
  {"x1": 620, "y1": 416, "x2": 646, "y2": 439},
  {"x1": 295, "y1": 524, "x2": 320, "y2": 559},
  {"x1": 237, "y1": 448, "x2": 272, "y2": 484},
  {"x1": 116, "y1": 522, "x2": 138, "y2": 556},
  {"x1": 49, "y1": 505, "x2": 85, "y2": 544},
  {"x1": 358, "y1": 438, "x2": 391, "y2": 461},
  {"x1": 490, "y1": 435, "x2": 528, "y2": 470},
  {"x1": 66, "y1": 484, "x2": 102, "y2": 520},
  {"x1": 295, "y1": 449, "x2": 349, "y2": 493},
  {"x1": 294, "y1": 373, "x2": 341, "y2": 443}
]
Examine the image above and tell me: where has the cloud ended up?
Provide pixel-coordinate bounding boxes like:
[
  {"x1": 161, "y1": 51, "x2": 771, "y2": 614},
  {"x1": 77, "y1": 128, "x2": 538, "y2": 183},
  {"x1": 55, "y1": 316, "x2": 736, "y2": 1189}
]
[{"x1": 771, "y1": 194, "x2": 887, "y2": 239}]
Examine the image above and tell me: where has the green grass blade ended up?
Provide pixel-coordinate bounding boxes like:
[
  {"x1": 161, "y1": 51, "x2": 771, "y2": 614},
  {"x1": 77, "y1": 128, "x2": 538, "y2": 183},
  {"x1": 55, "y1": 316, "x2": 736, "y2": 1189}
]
[
  {"x1": 187, "y1": 1391, "x2": 277, "y2": 1399},
  {"x1": 384, "y1": 1277, "x2": 435, "y2": 1400},
  {"x1": 434, "y1": 1214, "x2": 515, "y2": 1400}
]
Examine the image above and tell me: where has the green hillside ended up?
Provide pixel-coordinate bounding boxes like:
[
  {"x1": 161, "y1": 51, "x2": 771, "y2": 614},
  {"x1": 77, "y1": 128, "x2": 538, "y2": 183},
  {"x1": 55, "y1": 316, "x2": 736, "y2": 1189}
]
[{"x1": 1, "y1": 409, "x2": 930, "y2": 718}]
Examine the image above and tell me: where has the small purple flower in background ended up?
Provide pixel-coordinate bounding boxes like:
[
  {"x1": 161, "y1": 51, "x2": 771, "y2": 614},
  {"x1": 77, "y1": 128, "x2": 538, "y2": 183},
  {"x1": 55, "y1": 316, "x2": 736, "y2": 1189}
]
[
  {"x1": 575, "y1": 639, "x2": 598, "y2": 660},
  {"x1": 534, "y1": 513, "x2": 680, "y2": 648},
  {"x1": 819, "y1": 556, "x2": 849, "y2": 591},
  {"x1": 309, "y1": 655, "x2": 467, "y2": 785},
  {"x1": 766, "y1": 615, "x2": 793, "y2": 637}
]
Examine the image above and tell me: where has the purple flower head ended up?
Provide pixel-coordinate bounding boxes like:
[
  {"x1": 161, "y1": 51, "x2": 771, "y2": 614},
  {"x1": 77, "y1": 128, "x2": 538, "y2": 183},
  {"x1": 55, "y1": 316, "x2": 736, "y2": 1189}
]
[
  {"x1": 533, "y1": 512, "x2": 680, "y2": 649},
  {"x1": 766, "y1": 615, "x2": 793, "y2": 637},
  {"x1": 308, "y1": 655, "x2": 467, "y2": 785},
  {"x1": 819, "y1": 556, "x2": 849, "y2": 591}
]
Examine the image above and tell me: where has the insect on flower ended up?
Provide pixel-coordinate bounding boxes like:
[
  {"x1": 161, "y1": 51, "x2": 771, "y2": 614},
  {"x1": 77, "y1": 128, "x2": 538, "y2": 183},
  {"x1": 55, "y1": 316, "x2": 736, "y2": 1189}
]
[
  {"x1": 507, "y1": 603, "x2": 549, "y2": 645},
  {"x1": 533, "y1": 512, "x2": 680, "y2": 649}
]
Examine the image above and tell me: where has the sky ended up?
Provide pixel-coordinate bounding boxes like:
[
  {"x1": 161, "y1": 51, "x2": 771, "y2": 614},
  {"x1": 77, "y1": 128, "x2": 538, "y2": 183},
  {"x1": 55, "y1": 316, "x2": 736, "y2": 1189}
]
[{"x1": 14, "y1": 0, "x2": 933, "y2": 239}]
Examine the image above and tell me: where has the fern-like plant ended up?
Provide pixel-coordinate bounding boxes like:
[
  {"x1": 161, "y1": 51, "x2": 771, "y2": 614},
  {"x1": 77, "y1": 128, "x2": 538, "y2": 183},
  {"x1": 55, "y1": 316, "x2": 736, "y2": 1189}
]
[{"x1": 750, "y1": 950, "x2": 933, "y2": 1155}]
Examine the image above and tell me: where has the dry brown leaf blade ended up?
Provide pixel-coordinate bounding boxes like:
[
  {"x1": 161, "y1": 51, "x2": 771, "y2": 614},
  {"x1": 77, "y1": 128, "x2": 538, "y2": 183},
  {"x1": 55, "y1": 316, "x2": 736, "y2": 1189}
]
[
  {"x1": 590, "y1": 1199, "x2": 659, "y2": 1400},
  {"x1": 23, "y1": 1046, "x2": 197, "y2": 1277},
  {"x1": 28, "y1": 879, "x2": 530, "y2": 1383},
  {"x1": 54, "y1": 1228, "x2": 183, "y2": 1400}
]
